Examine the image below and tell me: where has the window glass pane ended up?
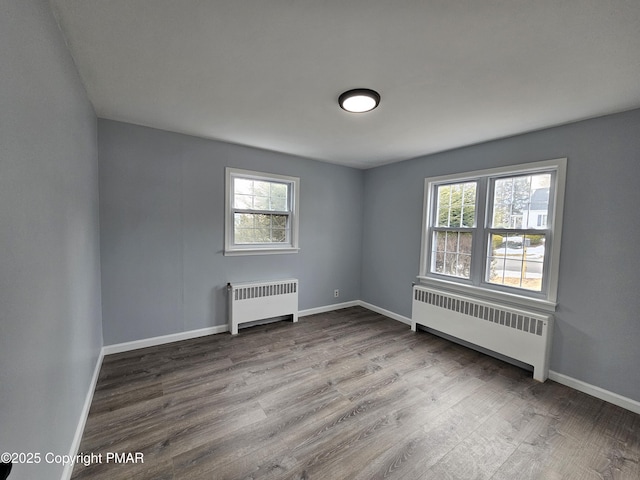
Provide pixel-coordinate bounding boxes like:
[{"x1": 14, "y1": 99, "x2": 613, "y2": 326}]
[
  {"x1": 234, "y1": 213, "x2": 254, "y2": 228},
  {"x1": 433, "y1": 251, "x2": 445, "y2": 273},
  {"x1": 256, "y1": 227, "x2": 271, "y2": 241},
  {"x1": 234, "y1": 178, "x2": 254, "y2": 195},
  {"x1": 234, "y1": 179, "x2": 257, "y2": 209},
  {"x1": 272, "y1": 215, "x2": 287, "y2": 227},
  {"x1": 234, "y1": 194, "x2": 253, "y2": 209},
  {"x1": 431, "y1": 231, "x2": 472, "y2": 278},
  {"x1": 487, "y1": 233, "x2": 545, "y2": 291},
  {"x1": 436, "y1": 182, "x2": 477, "y2": 228},
  {"x1": 270, "y1": 183, "x2": 288, "y2": 211},
  {"x1": 253, "y1": 181, "x2": 271, "y2": 197},
  {"x1": 492, "y1": 174, "x2": 551, "y2": 229},
  {"x1": 235, "y1": 229, "x2": 255, "y2": 243},
  {"x1": 253, "y1": 195, "x2": 270, "y2": 210},
  {"x1": 271, "y1": 183, "x2": 288, "y2": 199},
  {"x1": 255, "y1": 182, "x2": 272, "y2": 210},
  {"x1": 254, "y1": 214, "x2": 271, "y2": 228},
  {"x1": 272, "y1": 228, "x2": 287, "y2": 242},
  {"x1": 270, "y1": 197, "x2": 287, "y2": 211}
]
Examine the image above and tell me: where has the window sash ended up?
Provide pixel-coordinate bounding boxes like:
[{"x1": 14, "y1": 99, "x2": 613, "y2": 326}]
[
  {"x1": 487, "y1": 170, "x2": 556, "y2": 231},
  {"x1": 485, "y1": 229, "x2": 550, "y2": 293},
  {"x1": 428, "y1": 179, "x2": 480, "y2": 281},
  {"x1": 434, "y1": 181, "x2": 478, "y2": 228},
  {"x1": 233, "y1": 212, "x2": 291, "y2": 245}
]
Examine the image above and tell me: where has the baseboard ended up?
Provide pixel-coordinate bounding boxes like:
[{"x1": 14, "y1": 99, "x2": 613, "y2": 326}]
[
  {"x1": 61, "y1": 349, "x2": 104, "y2": 480},
  {"x1": 103, "y1": 324, "x2": 229, "y2": 355},
  {"x1": 299, "y1": 300, "x2": 360, "y2": 317},
  {"x1": 548, "y1": 370, "x2": 640, "y2": 415},
  {"x1": 358, "y1": 300, "x2": 412, "y2": 325}
]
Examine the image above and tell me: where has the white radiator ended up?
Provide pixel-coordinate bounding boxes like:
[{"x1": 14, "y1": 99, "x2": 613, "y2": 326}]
[
  {"x1": 228, "y1": 279, "x2": 299, "y2": 335},
  {"x1": 411, "y1": 285, "x2": 553, "y2": 381}
]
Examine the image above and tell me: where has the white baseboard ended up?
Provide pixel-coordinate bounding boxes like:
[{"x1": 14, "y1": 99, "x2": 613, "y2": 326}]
[
  {"x1": 61, "y1": 349, "x2": 104, "y2": 480},
  {"x1": 103, "y1": 324, "x2": 229, "y2": 355},
  {"x1": 548, "y1": 370, "x2": 640, "y2": 415},
  {"x1": 358, "y1": 300, "x2": 412, "y2": 325},
  {"x1": 300, "y1": 300, "x2": 412, "y2": 326},
  {"x1": 299, "y1": 300, "x2": 360, "y2": 317}
]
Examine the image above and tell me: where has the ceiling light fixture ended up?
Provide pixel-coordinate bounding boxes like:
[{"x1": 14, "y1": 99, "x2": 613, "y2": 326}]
[{"x1": 339, "y1": 88, "x2": 380, "y2": 113}]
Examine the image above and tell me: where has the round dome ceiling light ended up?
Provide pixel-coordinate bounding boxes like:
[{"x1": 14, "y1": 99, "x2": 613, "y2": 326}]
[{"x1": 339, "y1": 88, "x2": 380, "y2": 113}]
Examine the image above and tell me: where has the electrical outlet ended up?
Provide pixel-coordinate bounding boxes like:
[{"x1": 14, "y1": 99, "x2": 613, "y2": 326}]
[{"x1": 334, "y1": 289, "x2": 340, "y2": 298}]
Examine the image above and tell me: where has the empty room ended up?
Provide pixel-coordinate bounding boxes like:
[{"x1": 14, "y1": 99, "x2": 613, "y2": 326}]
[{"x1": 2, "y1": 1, "x2": 640, "y2": 479}]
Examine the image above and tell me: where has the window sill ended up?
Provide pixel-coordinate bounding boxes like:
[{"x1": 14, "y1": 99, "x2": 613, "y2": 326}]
[
  {"x1": 224, "y1": 247, "x2": 300, "y2": 256},
  {"x1": 416, "y1": 275, "x2": 557, "y2": 313}
]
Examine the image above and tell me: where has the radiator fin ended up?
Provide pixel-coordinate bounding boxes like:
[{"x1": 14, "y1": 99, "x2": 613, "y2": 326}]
[
  {"x1": 234, "y1": 281, "x2": 298, "y2": 301},
  {"x1": 413, "y1": 288, "x2": 544, "y2": 336}
]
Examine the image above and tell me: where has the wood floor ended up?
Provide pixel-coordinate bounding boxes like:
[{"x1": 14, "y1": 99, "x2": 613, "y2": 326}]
[{"x1": 72, "y1": 307, "x2": 640, "y2": 480}]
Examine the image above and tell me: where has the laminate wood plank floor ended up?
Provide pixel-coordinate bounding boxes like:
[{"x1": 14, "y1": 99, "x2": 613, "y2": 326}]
[{"x1": 71, "y1": 307, "x2": 640, "y2": 479}]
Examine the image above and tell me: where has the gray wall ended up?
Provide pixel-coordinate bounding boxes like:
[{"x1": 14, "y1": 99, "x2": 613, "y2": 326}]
[
  {"x1": 1, "y1": 5, "x2": 637, "y2": 479},
  {"x1": 0, "y1": 1, "x2": 102, "y2": 479},
  {"x1": 362, "y1": 108, "x2": 640, "y2": 402},
  {"x1": 99, "y1": 119, "x2": 364, "y2": 345}
]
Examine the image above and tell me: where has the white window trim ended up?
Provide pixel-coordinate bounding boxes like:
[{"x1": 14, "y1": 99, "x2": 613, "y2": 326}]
[
  {"x1": 418, "y1": 158, "x2": 567, "y2": 312},
  {"x1": 224, "y1": 167, "x2": 300, "y2": 256}
]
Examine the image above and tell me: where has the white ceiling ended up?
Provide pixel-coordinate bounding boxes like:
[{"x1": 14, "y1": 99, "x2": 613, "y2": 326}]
[{"x1": 50, "y1": 0, "x2": 640, "y2": 169}]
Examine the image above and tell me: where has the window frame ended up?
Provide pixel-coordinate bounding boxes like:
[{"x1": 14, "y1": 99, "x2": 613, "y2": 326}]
[
  {"x1": 418, "y1": 158, "x2": 567, "y2": 311},
  {"x1": 224, "y1": 167, "x2": 300, "y2": 256}
]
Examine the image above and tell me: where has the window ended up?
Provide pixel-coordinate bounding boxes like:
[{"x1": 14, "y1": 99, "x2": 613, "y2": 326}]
[
  {"x1": 225, "y1": 168, "x2": 299, "y2": 255},
  {"x1": 419, "y1": 158, "x2": 566, "y2": 309}
]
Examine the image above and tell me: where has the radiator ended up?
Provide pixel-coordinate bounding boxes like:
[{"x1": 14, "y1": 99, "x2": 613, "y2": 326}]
[
  {"x1": 228, "y1": 279, "x2": 299, "y2": 335},
  {"x1": 411, "y1": 285, "x2": 553, "y2": 381}
]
